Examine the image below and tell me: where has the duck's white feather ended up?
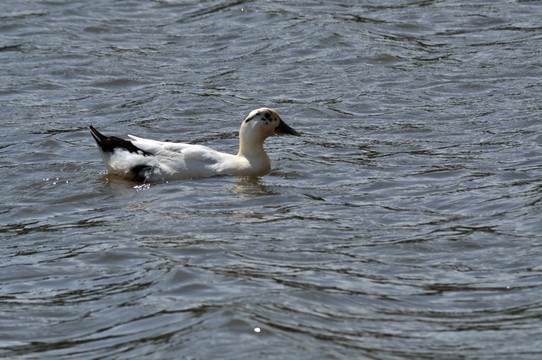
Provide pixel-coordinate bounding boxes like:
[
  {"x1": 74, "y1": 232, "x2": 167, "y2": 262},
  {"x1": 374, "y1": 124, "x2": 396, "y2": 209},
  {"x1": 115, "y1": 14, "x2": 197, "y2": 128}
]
[
  {"x1": 127, "y1": 135, "x2": 240, "y2": 181},
  {"x1": 90, "y1": 107, "x2": 300, "y2": 182}
]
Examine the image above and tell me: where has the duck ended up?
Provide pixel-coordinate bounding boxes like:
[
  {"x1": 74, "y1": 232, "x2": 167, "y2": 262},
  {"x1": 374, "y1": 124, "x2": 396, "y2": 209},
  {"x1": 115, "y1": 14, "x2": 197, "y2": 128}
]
[{"x1": 89, "y1": 107, "x2": 300, "y2": 182}]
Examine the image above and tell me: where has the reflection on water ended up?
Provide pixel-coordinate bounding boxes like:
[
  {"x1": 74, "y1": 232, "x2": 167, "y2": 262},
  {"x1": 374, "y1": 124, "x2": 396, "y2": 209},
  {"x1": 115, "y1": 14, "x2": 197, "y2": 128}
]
[
  {"x1": 1, "y1": 0, "x2": 542, "y2": 359},
  {"x1": 231, "y1": 177, "x2": 277, "y2": 197}
]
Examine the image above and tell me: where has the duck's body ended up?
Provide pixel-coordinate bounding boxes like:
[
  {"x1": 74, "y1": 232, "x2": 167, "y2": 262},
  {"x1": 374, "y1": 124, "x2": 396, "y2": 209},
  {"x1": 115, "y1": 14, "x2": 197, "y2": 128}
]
[{"x1": 89, "y1": 108, "x2": 299, "y2": 182}]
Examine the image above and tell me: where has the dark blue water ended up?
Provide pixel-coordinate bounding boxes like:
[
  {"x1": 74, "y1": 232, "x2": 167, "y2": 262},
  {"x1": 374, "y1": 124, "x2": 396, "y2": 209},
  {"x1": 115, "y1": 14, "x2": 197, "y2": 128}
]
[{"x1": 2, "y1": 0, "x2": 542, "y2": 358}]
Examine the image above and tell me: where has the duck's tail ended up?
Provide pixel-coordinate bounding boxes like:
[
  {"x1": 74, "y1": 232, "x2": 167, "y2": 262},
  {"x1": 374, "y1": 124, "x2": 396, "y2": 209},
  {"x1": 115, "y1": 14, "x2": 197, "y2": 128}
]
[
  {"x1": 89, "y1": 125, "x2": 107, "y2": 147},
  {"x1": 88, "y1": 125, "x2": 151, "y2": 156}
]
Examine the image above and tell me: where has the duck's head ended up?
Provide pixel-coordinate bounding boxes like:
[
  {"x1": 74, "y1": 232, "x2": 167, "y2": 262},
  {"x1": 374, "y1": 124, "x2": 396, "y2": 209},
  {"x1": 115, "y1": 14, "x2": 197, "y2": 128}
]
[{"x1": 240, "y1": 108, "x2": 300, "y2": 141}]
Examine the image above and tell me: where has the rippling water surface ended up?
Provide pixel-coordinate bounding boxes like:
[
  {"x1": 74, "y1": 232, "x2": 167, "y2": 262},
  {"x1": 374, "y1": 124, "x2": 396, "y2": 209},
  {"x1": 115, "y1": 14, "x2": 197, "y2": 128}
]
[{"x1": 2, "y1": 0, "x2": 542, "y2": 358}]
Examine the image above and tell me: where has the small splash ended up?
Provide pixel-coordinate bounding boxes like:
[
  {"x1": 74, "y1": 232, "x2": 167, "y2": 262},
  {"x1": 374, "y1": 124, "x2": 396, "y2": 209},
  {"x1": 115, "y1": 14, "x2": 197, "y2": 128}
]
[
  {"x1": 253, "y1": 327, "x2": 261, "y2": 333},
  {"x1": 133, "y1": 183, "x2": 151, "y2": 190},
  {"x1": 43, "y1": 177, "x2": 69, "y2": 185}
]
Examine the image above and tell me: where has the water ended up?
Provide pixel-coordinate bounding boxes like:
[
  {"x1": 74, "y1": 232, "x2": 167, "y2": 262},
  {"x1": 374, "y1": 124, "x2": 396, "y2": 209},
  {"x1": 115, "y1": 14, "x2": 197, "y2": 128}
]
[{"x1": 1, "y1": 0, "x2": 542, "y2": 358}]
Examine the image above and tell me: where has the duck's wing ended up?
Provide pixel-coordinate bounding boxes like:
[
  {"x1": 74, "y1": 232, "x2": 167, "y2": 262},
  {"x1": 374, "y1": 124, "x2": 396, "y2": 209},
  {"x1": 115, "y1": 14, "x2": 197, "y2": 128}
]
[
  {"x1": 127, "y1": 135, "x2": 235, "y2": 180},
  {"x1": 128, "y1": 135, "x2": 218, "y2": 161}
]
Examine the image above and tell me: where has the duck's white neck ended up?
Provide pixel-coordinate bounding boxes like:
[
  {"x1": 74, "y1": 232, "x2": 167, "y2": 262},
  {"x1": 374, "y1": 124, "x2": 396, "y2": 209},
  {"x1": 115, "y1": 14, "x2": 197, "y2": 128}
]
[{"x1": 236, "y1": 131, "x2": 271, "y2": 174}]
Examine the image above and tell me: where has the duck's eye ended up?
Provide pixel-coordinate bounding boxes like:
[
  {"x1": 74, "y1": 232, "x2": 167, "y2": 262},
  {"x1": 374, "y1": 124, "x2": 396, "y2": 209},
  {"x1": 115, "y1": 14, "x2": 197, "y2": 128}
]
[{"x1": 259, "y1": 112, "x2": 278, "y2": 124}]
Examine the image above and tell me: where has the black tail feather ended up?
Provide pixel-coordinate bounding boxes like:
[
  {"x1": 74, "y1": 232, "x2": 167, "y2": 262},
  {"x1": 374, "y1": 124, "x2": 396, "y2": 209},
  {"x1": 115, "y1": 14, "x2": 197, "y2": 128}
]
[
  {"x1": 89, "y1": 125, "x2": 107, "y2": 145},
  {"x1": 88, "y1": 125, "x2": 152, "y2": 156}
]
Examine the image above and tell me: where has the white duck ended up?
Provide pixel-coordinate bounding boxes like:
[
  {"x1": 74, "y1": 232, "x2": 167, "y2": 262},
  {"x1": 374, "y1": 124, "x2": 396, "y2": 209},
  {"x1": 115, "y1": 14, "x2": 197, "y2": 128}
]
[{"x1": 89, "y1": 107, "x2": 300, "y2": 182}]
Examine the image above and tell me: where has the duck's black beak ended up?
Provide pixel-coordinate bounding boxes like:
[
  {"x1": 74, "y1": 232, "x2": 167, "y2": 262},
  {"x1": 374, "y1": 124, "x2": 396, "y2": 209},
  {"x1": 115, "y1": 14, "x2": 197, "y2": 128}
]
[{"x1": 275, "y1": 119, "x2": 300, "y2": 136}]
